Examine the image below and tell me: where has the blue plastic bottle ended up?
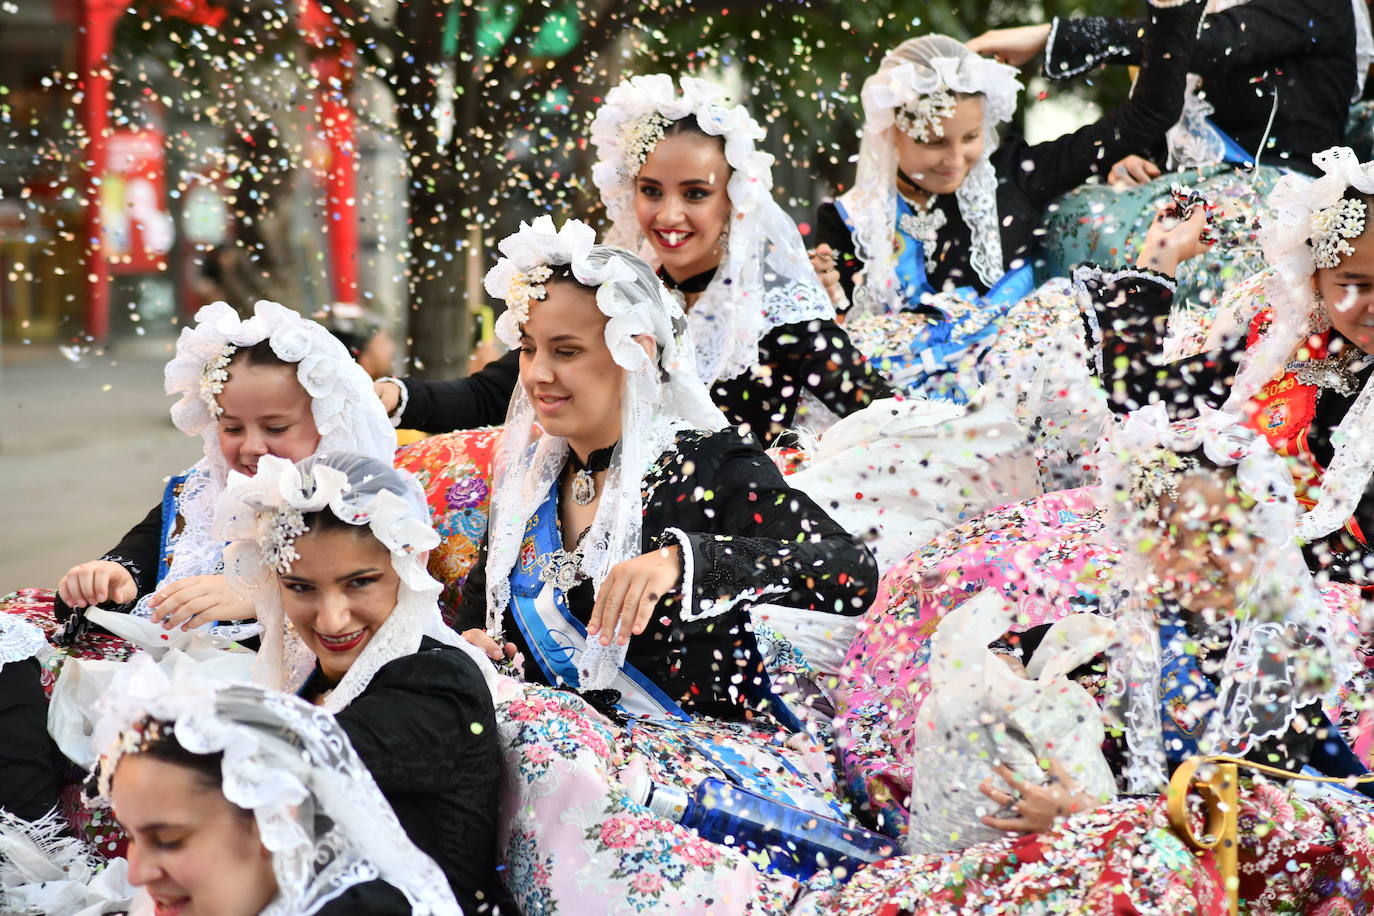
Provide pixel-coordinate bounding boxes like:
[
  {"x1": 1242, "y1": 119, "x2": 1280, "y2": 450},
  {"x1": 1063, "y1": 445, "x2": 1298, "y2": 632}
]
[{"x1": 640, "y1": 776, "x2": 897, "y2": 881}]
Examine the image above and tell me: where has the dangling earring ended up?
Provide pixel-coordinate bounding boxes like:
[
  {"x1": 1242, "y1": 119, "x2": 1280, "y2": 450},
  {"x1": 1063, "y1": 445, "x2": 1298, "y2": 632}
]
[{"x1": 716, "y1": 221, "x2": 730, "y2": 256}]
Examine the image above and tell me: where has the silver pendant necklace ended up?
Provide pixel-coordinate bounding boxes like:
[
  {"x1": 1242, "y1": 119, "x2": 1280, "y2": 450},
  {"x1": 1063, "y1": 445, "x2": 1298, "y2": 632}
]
[
  {"x1": 566, "y1": 442, "x2": 617, "y2": 507},
  {"x1": 898, "y1": 190, "x2": 946, "y2": 272}
]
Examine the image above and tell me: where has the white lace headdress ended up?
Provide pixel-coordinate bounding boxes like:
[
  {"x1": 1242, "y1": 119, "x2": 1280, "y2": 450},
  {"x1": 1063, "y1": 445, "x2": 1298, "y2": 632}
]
[
  {"x1": 589, "y1": 73, "x2": 835, "y2": 385},
  {"x1": 1096, "y1": 404, "x2": 1358, "y2": 791},
  {"x1": 844, "y1": 36, "x2": 1022, "y2": 316},
  {"x1": 146, "y1": 301, "x2": 396, "y2": 619},
  {"x1": 1219, "y1": 146, "x2": 1374, "y2": 539},
  {"x1": 482, "y1": 217, "x2": 727, "y2": 670},
  {"x1": 214, "y1": 452, "x2": 496, "y2": 711},
  {"x1": 88, "y1": 656, "x2": 461, "y2": 916}
]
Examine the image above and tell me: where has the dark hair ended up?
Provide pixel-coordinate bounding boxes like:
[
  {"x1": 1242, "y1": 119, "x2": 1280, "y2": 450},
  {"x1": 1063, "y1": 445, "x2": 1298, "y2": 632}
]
[
  {"x1": 298, "y1": 507, "x2": 374, "y2": 540},
  {"x1": 327, "y1": 326, "x2": 376, "y2": 361},
  {"x1": 663, "y1": 114, "x2": 725, "y2": 150},
  {"x1": 229, "y1": 339, "x2": 292, "y2": 370},
  {"x1": 137, "y1": 726, "x2": 225, "y2": 793}
]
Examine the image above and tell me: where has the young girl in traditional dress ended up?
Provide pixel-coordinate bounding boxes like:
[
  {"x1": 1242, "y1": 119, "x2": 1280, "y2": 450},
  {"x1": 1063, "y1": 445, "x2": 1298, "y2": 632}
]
[
  {"x1": 215, "y1": 452, "x2": 508, "y2": 913},
  {"x1": 53, "y1": 301, "x2": 394, "y2": 636}
]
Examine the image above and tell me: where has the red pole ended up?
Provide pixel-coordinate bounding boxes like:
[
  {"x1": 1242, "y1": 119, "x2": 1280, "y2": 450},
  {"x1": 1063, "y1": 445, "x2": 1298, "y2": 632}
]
[
  {"x1": 320, "y1": 66, "x2": 359, "y2": 306},
  {"x1": 79, "y1": 0, "x2": 123, "y2": 342}
]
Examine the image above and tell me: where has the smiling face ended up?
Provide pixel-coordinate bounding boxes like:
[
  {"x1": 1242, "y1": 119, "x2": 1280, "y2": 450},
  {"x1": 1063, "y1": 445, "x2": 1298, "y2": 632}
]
[
  {"x1": 894, "y1": 94, "x2": 986, "y2": 197},
  {"x1": 114, "y1": 754, "x2": 277, "y2": 916},
  {"x1": 518, "y1": 281, "x2": 626, "y2": 454},
  {"x1": 215, "y1": 360, "x2": 320, "y2": 477},
  {"x1": 278, "y1": 525, "x2": 400, "y2": 681},
  {"x1": 1149, "y1": 469, "x2": 1257, "y2": 616},
  {"x1": 633, "y1": 129, "x2": 733, "y2": 283},
  {"x1": 1314, "y1": 212, "x2": 1374, "y2": 354}
]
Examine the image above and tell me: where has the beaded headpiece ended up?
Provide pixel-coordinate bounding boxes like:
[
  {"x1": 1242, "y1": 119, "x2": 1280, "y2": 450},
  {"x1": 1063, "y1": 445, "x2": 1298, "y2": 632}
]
[
  {"x1": 618, "y1": 112, "x2": 672, "y2": 180},
  {"x1": 894, "y1": 87, "x2": 958, "y2": 143},
  {"x1": 1309, "y1": 196, "x2": 1369, "y2": 269},
  {"x1": 199, "y1": 343, "x2": 237, "y2": 418},
  {"x1": 93, "y1": 715, "x2": 176, "y2": 801},
  {"x1": 258, "y1": 505, "x2": 309, "y2": 575},
  {"x1": 1126, "y1": 449, "x2": 1201, "y2": 510}
]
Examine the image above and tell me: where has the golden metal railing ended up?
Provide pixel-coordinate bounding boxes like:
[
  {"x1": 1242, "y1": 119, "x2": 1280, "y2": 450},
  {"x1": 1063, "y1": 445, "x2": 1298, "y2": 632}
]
[{"x1": 1166, "y1": 755, "x2": 1374, "y2": 916}]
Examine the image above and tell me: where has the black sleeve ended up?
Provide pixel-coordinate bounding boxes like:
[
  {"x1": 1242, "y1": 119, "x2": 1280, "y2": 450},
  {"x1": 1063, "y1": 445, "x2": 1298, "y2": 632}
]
[
  {"x1": 1008, "y1": 0, "x2": 1206, "y2": 206},
  {"x1": 816, "y1": 202, "x2": 860, "y2": 307},
  {"x1": 0, "y1": 659, "x2": 61, "y2": 821},
  {"x1": 1046, "y1": 0, "x2": 1350, "y2": 80},
  {"x1": 397, "y1": 350, "x2": 519, "y2": 434},
  {"x1": 661, "y1": 431, "x2": 880, "y2": 627},
  {"x1": 454, "y1": 539, "x2": 490, "y2": 634},
  {"x1": 1074, "y1": 264, "x2": 1243, "y2": 418},
  {"x1": 55, "y1": 502, "x2": 164, "y2": 622},
  {"x1": 769, "y1": 318, "x2": 896, "y2": 419}
]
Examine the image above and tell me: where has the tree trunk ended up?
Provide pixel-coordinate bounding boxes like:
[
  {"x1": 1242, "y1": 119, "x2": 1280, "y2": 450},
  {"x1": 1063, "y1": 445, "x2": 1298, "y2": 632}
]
[{"x1": 405, "y1": 167, "x2": 474, "y2": 378}]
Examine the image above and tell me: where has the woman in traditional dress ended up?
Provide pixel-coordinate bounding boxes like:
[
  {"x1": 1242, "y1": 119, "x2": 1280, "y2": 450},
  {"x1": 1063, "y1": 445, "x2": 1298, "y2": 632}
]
[
  {"x1": 49, "y1": 300, "x2": 395, "y2": 639},
  {"x1": 813, "y1": 0, "x2": 1205, "y2": 398},
  {"x1": 816, "y1": 408, "x2": 1374, "y2": 916},
  {"x1": 450, "y1": 216, "x2": 883, "y2": 912},
  {"x1": 88, "y1": 659, "x2": 461, "y2": 915},
  {"x1": 378, "y1": 75, "x2": 894, "y2": 446},
  {"x1": 214, "y1": 452, "x2": 509, "y2": 913}
]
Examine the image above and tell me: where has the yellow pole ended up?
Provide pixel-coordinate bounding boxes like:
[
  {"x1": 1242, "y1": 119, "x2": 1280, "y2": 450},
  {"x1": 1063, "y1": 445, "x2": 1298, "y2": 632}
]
[{"x1": 1166, "y1": 757, "x2": 1239, "y2": 916}]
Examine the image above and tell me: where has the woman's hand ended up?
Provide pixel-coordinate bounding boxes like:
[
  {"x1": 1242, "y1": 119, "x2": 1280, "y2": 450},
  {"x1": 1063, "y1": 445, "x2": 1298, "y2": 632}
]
[
  {"x1": 1136, "y1": 204, "x2": 1214, "y2": 277},
  {"x1": 1108, "y1": 154, "x2": 1162, "y2": 188},
  {"x1": 147, "y1": 574, "x2": 255, "y2": 631},
  {"x1": 374, "y1": 378, "x2": 402, "y2": 414},
  {"x1": 57, "y1": 560, "x2": 137, "y2": 608},
  {"x1": 810, "y1": 244, "x2": 847, "y2": 308},
  {"x1": 979, "y1": 759, "x2": 1100, "y2": 834},
  {"x1": 966, "y1": 24, "x2": 1052, "y2": 67},
  {"x1": 463, "y1": 628, "x2": 518, "y2": 662},
  {"x1": 587, "y1": 544, "x2": 682, "y2": 646}
]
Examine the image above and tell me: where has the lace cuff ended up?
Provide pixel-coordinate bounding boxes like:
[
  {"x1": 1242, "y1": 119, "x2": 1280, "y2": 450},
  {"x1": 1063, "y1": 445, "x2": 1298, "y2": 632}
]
[
  {"x1": 0, "y1": 617, "x2": 46, "y2": 666},
  {"x1": 1043, "y1": 16, "x2": 1139, "y2": 81},
  {"x1": 658, "y1": 529, "x2": 790, "y2": 627},
  {"x1": 377, "y1": 376, "x2": 409, "y2": 428},
  {"x1": 1071, "y1": 263, "x2": 1177, "y2": 296}
]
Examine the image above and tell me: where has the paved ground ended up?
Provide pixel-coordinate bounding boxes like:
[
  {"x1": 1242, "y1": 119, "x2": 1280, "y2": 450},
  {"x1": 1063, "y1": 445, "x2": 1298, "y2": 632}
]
[{"x1": 0, "y1": 337, "x2": 200, "y2": 594}]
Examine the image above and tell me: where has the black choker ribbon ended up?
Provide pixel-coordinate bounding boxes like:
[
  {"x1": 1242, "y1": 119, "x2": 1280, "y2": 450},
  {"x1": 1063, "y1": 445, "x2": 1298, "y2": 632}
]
[
  {"x1": 657, "y1": 266, "x2": 718, "y2": 294},
  {"x1": 567, "y1": 442, "x2": 617, "y2": 506}
]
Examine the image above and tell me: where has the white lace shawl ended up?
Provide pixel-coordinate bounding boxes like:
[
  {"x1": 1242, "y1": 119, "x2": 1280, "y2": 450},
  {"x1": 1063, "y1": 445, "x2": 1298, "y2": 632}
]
[
  {"x1": 843, "y1": 36, "x2": 1022, "y2": 317},
  {"x1": 0, "y1": 617, "x2": 45, "y2": 668},
  {"x1": 480, "y1": 218, "x2": 728, "y2": 685},
  {"x1": 1219, "y1": 147, "x2": 1374, "y2": 539},
  {"x1": 138, "y1": 300, "x2": 397, "y2": 619},
  {"x1": 89, "y1": 657, "x2": 462, "y2": 916},
  {"x1": 215, "y1": 454, "x2": 496, "y2": 712},
  {"x1": 590, "y1": 73, "x2": 834, "y2": 385},
  {"x1": 1095, "y1": 405, "x2": 1358, "y2": 791}
]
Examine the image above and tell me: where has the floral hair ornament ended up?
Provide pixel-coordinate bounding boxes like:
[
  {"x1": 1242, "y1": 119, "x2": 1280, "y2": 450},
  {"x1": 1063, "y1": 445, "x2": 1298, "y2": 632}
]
[
  {"x1": 485, "y1": 215, "x2": 673, "y2": 372},
  {"x1": 618, "y1": 111, "x2": 672, "y2": 179},
  {"x1": 894, "y1": 86, "x2": 958, "y2": 143},
  {"x1": 1310, "y1": 196, "x2": 1368, "y2": 269},
  {"x1": 199, "y1": 343, "x2": 237, "y2": 418}
]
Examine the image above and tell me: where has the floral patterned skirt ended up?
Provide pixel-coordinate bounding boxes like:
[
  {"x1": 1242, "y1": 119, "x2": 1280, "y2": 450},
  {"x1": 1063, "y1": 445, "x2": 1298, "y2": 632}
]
[
  {"x1": 493, "y1": 677, "x2": 851, "y2": 914},
  {"x1": 808, "y1": 783, "x2": 1374, "y2": 916},
  {"x1": 1037, "y1": 164, "x2": 1280, "y2": 313}
]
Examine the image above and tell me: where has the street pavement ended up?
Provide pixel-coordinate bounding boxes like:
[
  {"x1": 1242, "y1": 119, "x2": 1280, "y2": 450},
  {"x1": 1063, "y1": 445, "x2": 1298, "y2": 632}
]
[{"x1": 0, "y1": 336, "x2": 199, "y2": 594}]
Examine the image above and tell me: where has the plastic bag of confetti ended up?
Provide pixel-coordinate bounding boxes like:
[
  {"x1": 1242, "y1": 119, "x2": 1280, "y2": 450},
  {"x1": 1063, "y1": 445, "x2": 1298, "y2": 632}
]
[{"x1": 905, "y1": 589, "x2": 1118, "y2": 854}]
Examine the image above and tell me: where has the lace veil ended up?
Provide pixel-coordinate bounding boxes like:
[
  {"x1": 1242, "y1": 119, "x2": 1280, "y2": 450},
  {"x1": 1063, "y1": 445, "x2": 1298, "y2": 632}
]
[
  {"x1": 214, "y1": 452, "x2": 496, "y2": 712},
  {"x1": 589, "y1": 74, "x2": 834, "y2": 385},
  {"x1": 1096, "y1": 405, "x2": 1358, "y2": 791},
  {"x1": 88, "y1": 657, "x2": 462, "y2": 915},
  {"x1": 481, "y1": 217, "x2": 728, "y2": 683},
  {"x1": 1221, "y1": 146, "x2": 1374, "y2": 540},
  {"x1": 147, "y1": 301, "x2": 396, "y2": 619},
  {"x1": 844, "y1": 36, "x2": 1022, "y2": 316}
]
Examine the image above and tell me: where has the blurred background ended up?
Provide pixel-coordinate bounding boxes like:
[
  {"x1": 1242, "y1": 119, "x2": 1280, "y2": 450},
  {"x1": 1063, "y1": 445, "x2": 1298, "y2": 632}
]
[{"x1": 0, "y1": 0, "x2": 1135, "y2": 591}]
